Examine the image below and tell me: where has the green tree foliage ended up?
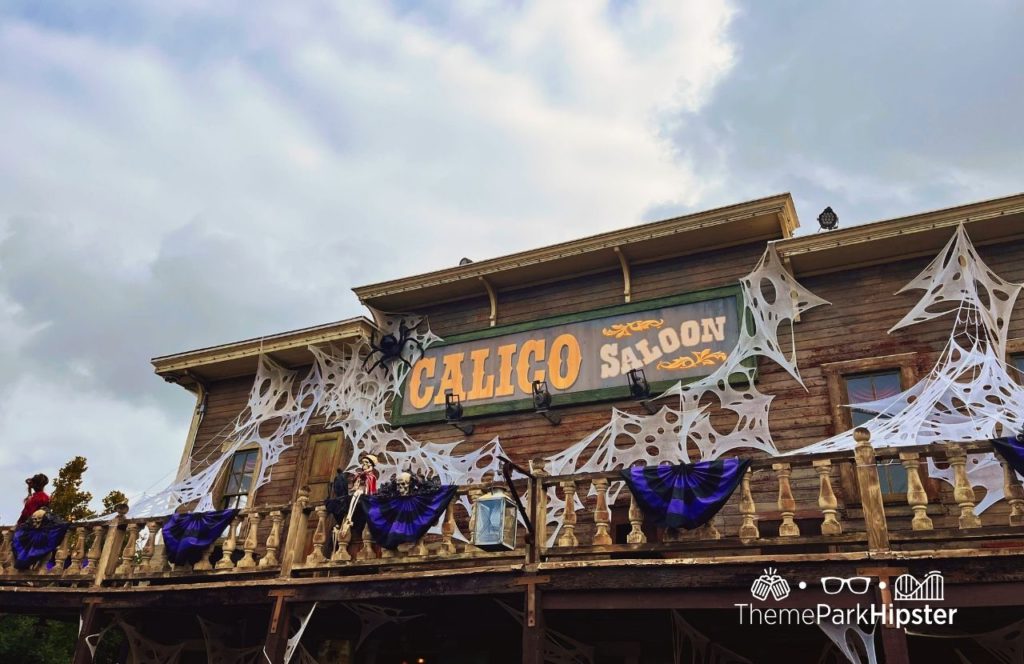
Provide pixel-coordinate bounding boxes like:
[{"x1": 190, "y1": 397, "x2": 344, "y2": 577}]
[
  {"x1": 101, "y1": 490, "x2": 129, "y2": 516},
  {"x1": 47, "y1": 457, "x2": 128, "y2": 521},
  {"x1": 48, "y1": 456, "x2": 94, "y2": 521},
  {"x1": 0, "y1": 615, "x2": 76, "y2": 663}
]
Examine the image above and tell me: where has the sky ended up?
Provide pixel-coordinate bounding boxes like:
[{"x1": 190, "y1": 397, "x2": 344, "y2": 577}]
[{"x1": 0, "y1": 0, "x2": 1021, "y2": 519}]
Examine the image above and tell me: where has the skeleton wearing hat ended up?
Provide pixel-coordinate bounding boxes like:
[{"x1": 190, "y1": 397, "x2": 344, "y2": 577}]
[{"x1": 340, "y1": 453, "x2": 378, "y2": 538}]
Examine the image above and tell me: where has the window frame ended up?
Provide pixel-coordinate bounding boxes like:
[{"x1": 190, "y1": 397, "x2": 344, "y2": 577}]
[
  {"x1": 821, "y1": 352, "x2": 937, "y2": 503},
  {"x1": 216, "y1": 447, "x2": 261, "y2": 511},
  {"x1": 1008, "y1": 337, "x2": 1024, "y2": 383}
]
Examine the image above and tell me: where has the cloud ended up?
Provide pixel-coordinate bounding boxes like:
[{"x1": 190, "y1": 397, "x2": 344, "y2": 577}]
[{"x1": 0, "y1": 1, "x2": 738, "y2": 513}]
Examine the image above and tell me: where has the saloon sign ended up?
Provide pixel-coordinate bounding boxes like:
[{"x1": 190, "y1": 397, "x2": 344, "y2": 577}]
[{"x1": 398, "y1": 291, "x2": 741, "y2": 420}]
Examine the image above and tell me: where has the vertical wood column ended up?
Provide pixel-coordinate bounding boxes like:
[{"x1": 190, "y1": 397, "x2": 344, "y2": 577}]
[
  {"x1": 772, "y1": 463, "x2": 800, "y2": 537},
  {"x1": 946, "y1": 446, "x2": 982, "y2": 529},
  {"x1": 263, "y1": 593, "x2": 293, "y2": 664},
  {"x1": 591, "y1": 478, "x2": 612, "y2": 546},
  {"x1": 900, "y1": 452, "x2": 933, "y2": 531},
  {"x1": 71, "y1": 600, "x2": 103, "y2": 664},
  {"x1": 738, "y1": 467, "x2": 759, "y2": 542},
  {"x1": 880, "y1": 625, "x2": 911, "y2": 664},
  {"x1": 853, "y1": 428, "x2": 890, "y2": 552},
  {"x1": 521, "y1": 584, "x2": 544, "y2": 664}
]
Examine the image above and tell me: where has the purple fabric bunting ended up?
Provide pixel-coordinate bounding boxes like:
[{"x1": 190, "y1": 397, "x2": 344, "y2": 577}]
[
  {"x1": 363, "y1": 486, "x2": 458, "y2": 550},
  {"x1": 161, "y1": 509, "x2": 239, "y2": 565},
  {"x1": 621, "y1": 458, "x2": 750, "y2": 530},
  {"x1": 12, "y1": 523, "x2": 70, "y2": 570},
  {"x1": 993, "y1": 436, "x2": 1024, "y2": 478}
]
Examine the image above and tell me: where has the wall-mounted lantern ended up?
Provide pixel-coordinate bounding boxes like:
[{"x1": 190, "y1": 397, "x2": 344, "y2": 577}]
[{"x1": 472, "y1": 485, "x2": 518, "y2": 551}]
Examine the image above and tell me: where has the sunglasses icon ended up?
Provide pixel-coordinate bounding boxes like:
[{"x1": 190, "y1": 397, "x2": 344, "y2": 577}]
[{"x1": 821, "y1": 577, "x2": 872, "y2": 595}]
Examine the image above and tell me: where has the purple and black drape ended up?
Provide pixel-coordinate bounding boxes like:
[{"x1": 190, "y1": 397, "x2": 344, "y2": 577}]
[
  {"x1": 992, "y1": 436, "x2": 1024, "y2": 478},
  {"x1": 12, "y1": 523, "x2": 70, "y2": 570},
  {"x1": 161, "y1": 509, "x2": 239, "y2": 566},
  {"x1": 363, "y1": 486, "x2": 458, "y2": 550},
  {"x1": 621, "y1": 458, "x2": 750, "y2": 530}
]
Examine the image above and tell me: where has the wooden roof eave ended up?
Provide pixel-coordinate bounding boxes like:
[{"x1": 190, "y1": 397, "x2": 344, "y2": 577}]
[
  {"x1": 776, "y1": 192, "x2": 1024, "y2": 277},
  {"x1": 352, "y1": 193, "x2": 799, "y2": 311},
  {"x1": 151, "y1": 316, "x2": 375, "y2": 387}
]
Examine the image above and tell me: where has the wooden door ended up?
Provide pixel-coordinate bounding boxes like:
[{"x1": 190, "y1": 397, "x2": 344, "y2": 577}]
[{"x1": 303, "y1": 432, "x2": 348, "y2": 503}]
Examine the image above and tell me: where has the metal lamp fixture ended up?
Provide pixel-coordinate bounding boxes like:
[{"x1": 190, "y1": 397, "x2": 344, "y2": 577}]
[
  {"x1": 626, "y1": 367, "x2": 658, "y2": 414},
  {"x1": 532, "y1": 380, "x2": 561, "y2": 425},
  {"x1": 472, "y1": 484, "x2": 518, "y2": 552},
  {"x1": 817, "y1": 206, "x2": 839, "y2": 232},
  {"x1": 444, "y1": 390, "x2": 474, "y2": 435}
]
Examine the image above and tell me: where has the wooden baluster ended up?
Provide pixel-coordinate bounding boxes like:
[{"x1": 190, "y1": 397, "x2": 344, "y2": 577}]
[
  {"x1": 85, "y1": 525, "x2": 104, "y2": 575},
  {"x1": 193, "y1": 541, "x2": 218, "y2": 572},
  {"x1": 139, "y1": 522, "x2": 157, "y2": 571},
  {"x1": 557, "y1": 480, "x2": 579, "y2": 547},
  {"x1": 215, "y1": 517, "x2": 238, "y2": 570},
  {"x1": 0, "y1": 528, "x2": 12, "y2": 574},
  {"x1": 331, "y1": 522, "x2": 352, "y2": 561},
  {"x1": 259, "y1": 511, "x2": 282, "y2": 567},
  {"x1": 738, "y1": 466, "x2": 760, "y2": 543},
  {"x1": 467, "y1": 487, "x2": 483, "y2": 547},
  {"x1": 999, "y1": 457, "x2": 1024, "y2": 527},
  {"x1": 67, "y1": 526, "x2": 86, "y2": 575},
  {"x1": 697, "y1": 519, "x2": 722, "y2": 540},
  {"x1": 591, "y1": 478, "x2": 613, "y2": 546},
  {"x1": 49, "y1": 528, "x2": 71, "y2": 575},
  {"x1": 149, "y1": 522, "x2": 169, "y2": 572},
  {"x1": 305, "y1": 506, "x2": 328, "y2": 564},
  {"x1": 357, "y1": 524, "x2": 377, "y2": 561},
  {"x1": 772, "y1": 463, "x2": 800, "y2": 537},
  {"x1": 237, "y1": 512, "x2": 261, "y2": 568},
  {"x1": 438, "y1": 500, "x2": 457, "y2": 556},
  {"x1": 115, "y1": 523, "x2": 139, "y2": 575},
  {"x1": 900, "y1": 452, "x2": 934, "y2": 531},
  {"x1": 412, "y1": 536, "x2": 429, "y2": 557},
  {"x1": 626, "y1": 491, "x2": 646, "y2": 544},
  {"x1": 946, "y1": 446, "x2": 982, "y2": 529},
  {"x1": 814, "y1": 460, "x2": 842, "y2": 536}
]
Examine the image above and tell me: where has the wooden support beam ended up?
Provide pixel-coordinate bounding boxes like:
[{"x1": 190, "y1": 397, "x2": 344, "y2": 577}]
[
  {"x1": 522, "y1": 583, "x2": 544, "y2": 664},
  {"x1": 71, "y1": 599, "x2": 103, "y2": 664},
  {"x1": 263, "y1": 591, "x2": 296, "y2": 664},
  {"x1": 613, "y1": 246, "x2": 632, "y2": 303},
  {"x1": 879, "y1": 626, "x2": 911, "y2": 664},
  {"x1": 479, "y1": 276, "x2": 498, "y2": 327}
]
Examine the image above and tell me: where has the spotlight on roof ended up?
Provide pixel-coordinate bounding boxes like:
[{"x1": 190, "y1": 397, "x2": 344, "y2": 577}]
[
  {"x1": 532, "y1": 380, "x2": 561, "y2": 425},
  {"x1": 626, "y1": 367, "x2": 659, "y2": 415},
  {"x1": 459, "y1": 257, "x2": 474, "y2": 266},
  {"x1": 817, "y1": 206, "x2": 839, "y2": 232},
  {"x1": 444, "y1": 390, "x2": 474, "y2": 436}
]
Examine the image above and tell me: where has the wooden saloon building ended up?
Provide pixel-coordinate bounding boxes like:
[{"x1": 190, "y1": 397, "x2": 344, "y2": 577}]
[{"x1": 3, "y1": 192, "x2": 1024, "y2": 664}]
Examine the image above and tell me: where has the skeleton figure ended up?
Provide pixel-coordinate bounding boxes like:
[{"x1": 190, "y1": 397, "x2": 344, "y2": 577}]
[
  {"x1": 29, "y1": 509, "x2": 46, "y2": 529},
  {"x1": 340, "y1": 454, "x2": 378, "y2": 538},
  {"x1": 396, "y1": 472, "x2": 413, "y2": 496}
]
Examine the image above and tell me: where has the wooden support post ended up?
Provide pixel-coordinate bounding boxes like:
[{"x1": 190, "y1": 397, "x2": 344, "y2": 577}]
[
  {"x1": 900, "y1": 452, "x2": 934, "y2": 531},
  {"x1": 880, "y1": 624, "x2": 911, "y2": 664},
  {"x1": 264, "y1": 592, "x2": 295, "y2": 664},
  {"x1": 814, "y1": 459, "x2": 843, "y2": 536},
  {"x1": 946, "y1": 445, "x2": 982, "y2": 529},
  {"x1": 71, "y1": 599, "x2": 103, "y2": 664},
  {"x1": 854, "y1": 428, "x2": 890, "y2": 552},
  {"x1": 1000, "y1": 456, "x2": 1024, "y2": 527},
  {"x1": 738, "y1": 466, "x2": 759, "y2": 543},
  {"x1": 281, "y1": 488, "x2": 310, "y2": 576},
  {"x1": 531, "y1": 461, "x2": 549, "y2": 560},
  {"x1": 260, "y1": 511, "x2": 283, "y2": 567},
  {"x1": 772, "y1": 463, "x2": 800, "y2": 537},
  {"x1": 557, "y1": 480, "x2": 578, "y2": 548},
  {"x1": 591, "y1": 478, "x2": 612, "y2": 546},
  {"x1": 467, "y1": 487, "x2": 483, "y2": 548},
  {"x1": 626, "y1": 492, "x2": 647, "y2": 544},
  {"x1": 521, "y1": 581, "x2": 544, "y2": 664}
]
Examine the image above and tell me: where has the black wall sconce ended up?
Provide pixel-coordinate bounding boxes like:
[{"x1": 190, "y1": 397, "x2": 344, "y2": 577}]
[
  {"x1": 627, "y1": 367, "x2": 658, "y2": 414},
  {"x1": 444, "y1": 390, "x2": 474, "y2": 435},
  {"x1": 532, "y1": 380, "x2": 561, "y2": 425}
]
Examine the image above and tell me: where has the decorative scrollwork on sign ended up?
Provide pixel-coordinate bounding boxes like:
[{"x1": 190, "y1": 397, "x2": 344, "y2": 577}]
[
  {"x1": 601, "y1": 319, "x2": 664, "y2": 338},
  {"x1": 657, "y1": 349, "x2": 728, "y2": 370}
]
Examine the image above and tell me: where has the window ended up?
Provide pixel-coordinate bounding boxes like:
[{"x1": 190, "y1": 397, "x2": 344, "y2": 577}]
[
  {"x1": 821, "y1": 353, "x2": 922, "y2": 502},
  {"x1": 1012, "y1": 354, "x2": 1024, "y2": 377},
  {"x1": 222, "y1": 449, "x2": 259, "y2": 509},
  {"x1": 843, "y1": 370, "x2": 907, "y2": 495}
]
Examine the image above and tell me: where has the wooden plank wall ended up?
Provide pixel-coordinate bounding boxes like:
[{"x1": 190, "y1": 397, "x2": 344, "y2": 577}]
[{"x1": 180, "y1": 236, "x2": 1024, "y2": 533}]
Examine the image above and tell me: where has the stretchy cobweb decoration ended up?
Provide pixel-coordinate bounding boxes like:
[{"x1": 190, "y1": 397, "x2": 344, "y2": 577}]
[
  {"x1": 671, "y1": 611, "x2": 751, "y2": 664},
  {"x1": 789, "y1": 225, "x2": 1024, "y2": 512}
]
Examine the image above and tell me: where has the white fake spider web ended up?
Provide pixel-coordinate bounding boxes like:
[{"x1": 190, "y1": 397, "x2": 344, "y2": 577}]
[
  {"x1": 671, "y1": 611, "x2": 751, "y2": 664},
  {"x1": 818, "y1": 621, "x2": 879, "y2": 664},
  {"x1": 789, "y1": 225, "x2": 1024, "y2": 511}
]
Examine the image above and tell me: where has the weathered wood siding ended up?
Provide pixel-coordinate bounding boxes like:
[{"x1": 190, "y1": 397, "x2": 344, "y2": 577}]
[{"x1": 182, "y1": 236, "x2": 1024, "y2": 531}]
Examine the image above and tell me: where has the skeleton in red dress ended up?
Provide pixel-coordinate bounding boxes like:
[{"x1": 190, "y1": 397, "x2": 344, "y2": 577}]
[{"x1": 340, "y1": 454, "x2": 378, "y2": 537}]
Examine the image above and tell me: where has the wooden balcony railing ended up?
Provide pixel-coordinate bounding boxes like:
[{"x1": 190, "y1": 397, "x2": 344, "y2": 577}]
[{"x1": 2, "y1": 430, "x2": 1023, "y2": 589}]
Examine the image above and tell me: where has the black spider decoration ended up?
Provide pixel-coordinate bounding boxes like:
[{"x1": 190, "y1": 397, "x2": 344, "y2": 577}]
[{"x1": 362, "y1": 321, "x2": 424, "y2": 377}]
